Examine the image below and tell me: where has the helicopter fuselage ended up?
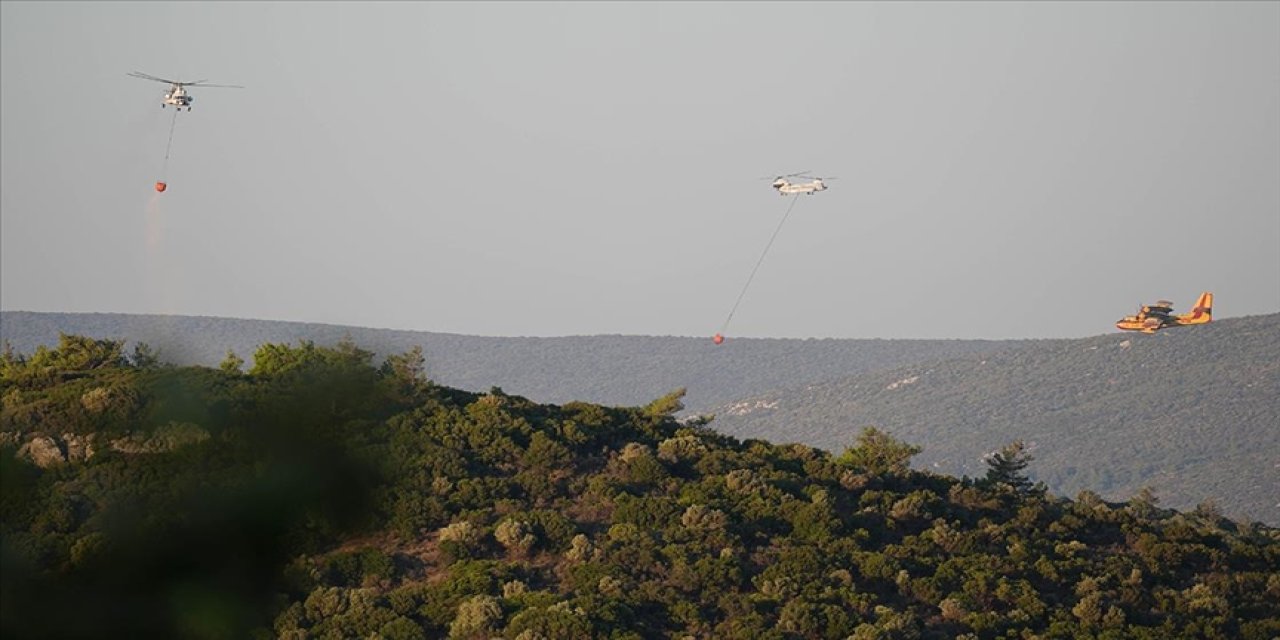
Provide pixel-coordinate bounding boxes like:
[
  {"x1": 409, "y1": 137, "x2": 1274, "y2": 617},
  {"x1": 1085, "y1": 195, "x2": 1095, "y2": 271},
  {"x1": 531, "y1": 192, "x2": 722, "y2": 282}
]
[
  {"x1": 774, "y1": 180, "x2": 827, "y2": 195},
  {"x1": 162, "y1": 87, "x2": 193, "y2": 109}
]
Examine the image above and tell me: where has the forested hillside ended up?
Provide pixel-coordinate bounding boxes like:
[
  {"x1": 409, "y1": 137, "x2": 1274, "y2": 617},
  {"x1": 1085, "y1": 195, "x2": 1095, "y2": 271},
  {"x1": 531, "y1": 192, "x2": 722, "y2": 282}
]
[
  {"x1": 0, "y1": 311, "x2": 1029, "y2": 412},
  {"x1": 3, "y1": 336, "x2": 1278, "y2": 639},
  {"x1": 711, "y1": 314, "x2": 1280, "y2": 525}
]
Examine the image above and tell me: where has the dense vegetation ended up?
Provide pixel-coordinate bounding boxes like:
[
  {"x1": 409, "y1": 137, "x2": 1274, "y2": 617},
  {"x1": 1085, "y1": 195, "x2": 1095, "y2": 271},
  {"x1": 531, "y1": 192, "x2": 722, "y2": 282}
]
[
  {"x1": 711, "y1": 314, "x2": 1280, "y2": 525},
  {"x1": 0, "y1": 311, "x2": 1031, "y2": 412},
  {"x1": 3, "y1": 335, "x2": 1279, "y2": 638}
]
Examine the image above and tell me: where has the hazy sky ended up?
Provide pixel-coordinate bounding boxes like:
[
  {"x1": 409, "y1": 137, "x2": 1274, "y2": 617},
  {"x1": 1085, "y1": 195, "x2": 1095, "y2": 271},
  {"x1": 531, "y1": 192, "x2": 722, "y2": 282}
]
[{"x1": 3, "y1": 2, "x2": 1277, "y2": 339}]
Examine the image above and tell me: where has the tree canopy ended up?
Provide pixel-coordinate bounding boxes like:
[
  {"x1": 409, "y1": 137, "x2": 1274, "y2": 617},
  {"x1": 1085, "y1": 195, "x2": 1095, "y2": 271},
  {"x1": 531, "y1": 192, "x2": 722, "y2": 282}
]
[
  {"x1": 984, "y1": 439, "x2": 1037, "y2": 493},
  {"x1": 2, "y1": 336, "x2": 1278, "y2": 639}
]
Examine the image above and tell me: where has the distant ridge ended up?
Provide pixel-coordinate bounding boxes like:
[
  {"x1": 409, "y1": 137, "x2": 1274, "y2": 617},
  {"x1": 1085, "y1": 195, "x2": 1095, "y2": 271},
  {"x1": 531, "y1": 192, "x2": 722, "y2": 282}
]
[
  {"x1": 710, "y1": 313, "x2": 1280, "y2": 524},
  {"x1": 0, "y1": 311, "x2": 1029, "y2": 412}
]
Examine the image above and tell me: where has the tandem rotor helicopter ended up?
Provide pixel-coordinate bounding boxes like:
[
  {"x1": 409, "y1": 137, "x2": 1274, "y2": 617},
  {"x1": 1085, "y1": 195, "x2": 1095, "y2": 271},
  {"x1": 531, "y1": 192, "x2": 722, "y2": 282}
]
[
  {"x1": 762, "y1": 171, "x2": 836, "y2": 196},
  {"x1": 127, "y1": 71, "x2": 243, "y2": 111}
]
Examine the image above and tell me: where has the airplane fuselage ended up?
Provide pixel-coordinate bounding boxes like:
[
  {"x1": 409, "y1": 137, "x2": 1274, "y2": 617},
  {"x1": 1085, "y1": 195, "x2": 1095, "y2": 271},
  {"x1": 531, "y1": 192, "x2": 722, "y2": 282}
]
[{"x1": 1115, "y1": 315, "x2": 1178, "y2": 333}]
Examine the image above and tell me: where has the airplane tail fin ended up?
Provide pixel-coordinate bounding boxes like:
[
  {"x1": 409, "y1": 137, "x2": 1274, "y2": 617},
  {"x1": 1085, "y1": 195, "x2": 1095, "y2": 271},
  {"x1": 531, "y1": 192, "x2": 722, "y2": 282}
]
[{"x1": 1179, "y1": 292, "x2": 1213, "y2": 324}]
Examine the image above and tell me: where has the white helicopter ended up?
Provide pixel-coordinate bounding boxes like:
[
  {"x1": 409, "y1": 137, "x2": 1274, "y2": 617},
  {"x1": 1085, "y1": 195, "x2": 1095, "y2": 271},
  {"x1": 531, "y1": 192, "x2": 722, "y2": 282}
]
[
  {"x1": 763, "y1": 171, "x2": 835, "y2": 196},
  {"x1": 128, "y1": 71, "x2": 243, "y2": 111}
]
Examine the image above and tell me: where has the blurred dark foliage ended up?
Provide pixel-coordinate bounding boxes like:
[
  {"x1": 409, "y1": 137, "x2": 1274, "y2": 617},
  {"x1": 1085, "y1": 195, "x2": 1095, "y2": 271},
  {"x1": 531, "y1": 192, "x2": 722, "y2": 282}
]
[{"x1": 1, "y1": 340, "x2": 395, "y2": 639}]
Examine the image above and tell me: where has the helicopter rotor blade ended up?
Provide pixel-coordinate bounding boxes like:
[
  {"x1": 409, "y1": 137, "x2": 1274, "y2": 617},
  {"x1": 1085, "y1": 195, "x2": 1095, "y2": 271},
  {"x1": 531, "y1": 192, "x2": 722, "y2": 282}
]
[
  {"x1": 128, "y1": 71, "x2": 181, "y2": 85},
  {"x1": 759, "y1": 171, "x2": 810, "y2": 180},
  {"x1": 129, "y1": 73, "x2": 243, "y2": 88}
]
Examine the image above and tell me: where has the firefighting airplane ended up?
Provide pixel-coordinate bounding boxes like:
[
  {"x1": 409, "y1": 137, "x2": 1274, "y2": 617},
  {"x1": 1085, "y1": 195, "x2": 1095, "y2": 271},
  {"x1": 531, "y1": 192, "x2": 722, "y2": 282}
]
[{"x1": 1116, "y1": 292, "x2": 1213, "y2": 333}]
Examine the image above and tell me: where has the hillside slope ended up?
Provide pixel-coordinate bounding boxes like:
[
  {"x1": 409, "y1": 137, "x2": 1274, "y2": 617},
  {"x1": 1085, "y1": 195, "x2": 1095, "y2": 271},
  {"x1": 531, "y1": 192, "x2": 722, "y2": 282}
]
[
  {"x1": 3, "y1": 337, "x2": 1278, "y2": 638},
  {"x1": 710, "y1": 314, "x2": 1280, "y2": 525},
  {"x1": 0, "y1": 311, "x2": 1028, "y2": 412}
]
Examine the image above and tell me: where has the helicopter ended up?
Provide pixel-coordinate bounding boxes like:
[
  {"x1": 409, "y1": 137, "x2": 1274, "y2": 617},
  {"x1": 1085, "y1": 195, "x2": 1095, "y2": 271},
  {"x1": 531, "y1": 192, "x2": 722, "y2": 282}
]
[
  {"x1": 127, "y1": 71, "x2": 243, "y2": 111},
  {"x1": 1115, "y1": 292, "x2": 1213, "y2": 333},
  {"x1": 763, "y1": 171, "x2": 835, "y2": 196}
]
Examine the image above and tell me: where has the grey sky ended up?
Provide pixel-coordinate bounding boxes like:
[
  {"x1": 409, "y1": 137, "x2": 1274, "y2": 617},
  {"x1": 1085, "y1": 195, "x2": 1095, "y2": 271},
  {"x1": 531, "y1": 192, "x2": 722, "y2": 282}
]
[{"x1": 3, "y1": 2, "x2": 1277, "y2": 340}]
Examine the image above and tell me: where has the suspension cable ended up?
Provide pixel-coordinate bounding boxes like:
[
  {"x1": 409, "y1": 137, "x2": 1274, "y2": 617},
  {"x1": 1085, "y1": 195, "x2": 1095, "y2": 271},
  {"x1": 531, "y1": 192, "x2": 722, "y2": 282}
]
[{"x1": 718, "y1": 194, "x2": 802, "y2": 336}]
